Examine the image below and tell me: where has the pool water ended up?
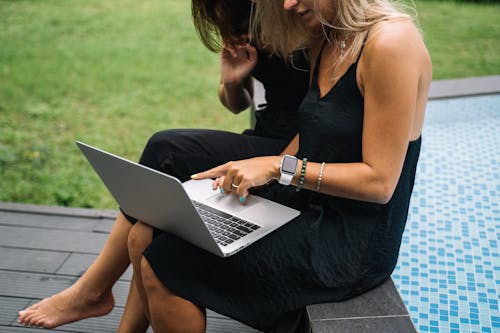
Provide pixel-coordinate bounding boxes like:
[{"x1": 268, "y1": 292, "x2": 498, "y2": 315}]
[{"x1": 392, "y1": 95, "x2": 500, "y2": 333}]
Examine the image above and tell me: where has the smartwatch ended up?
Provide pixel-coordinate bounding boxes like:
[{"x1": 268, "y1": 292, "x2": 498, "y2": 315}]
[{"x1": 279, "y1": 155, "x2": 299, "y2": 185}]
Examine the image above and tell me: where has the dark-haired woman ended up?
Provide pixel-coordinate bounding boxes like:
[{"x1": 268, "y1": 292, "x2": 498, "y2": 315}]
[{"x1": 17, "y1": 0, "x2": 309, "y2": 331}]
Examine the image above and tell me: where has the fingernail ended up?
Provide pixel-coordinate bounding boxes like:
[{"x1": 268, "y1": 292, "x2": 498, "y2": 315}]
[
  {"x1": 239, "y1": 196, "x2": 245, "y2": 203},
  {"x1": 191, "y1": 174, "x2": 198, "y2": 179},
  {"x1": 220, "y1": 188, "x2": 225, "y2": 194}
]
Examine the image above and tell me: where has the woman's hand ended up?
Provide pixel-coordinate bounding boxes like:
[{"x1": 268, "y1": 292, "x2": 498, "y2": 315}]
[
  {"x1": 221, "y1": 38, "x2": 257, "y2": 86},
  {"x1": 192, "y1": 156, "x2": 281, "y2": 202}
]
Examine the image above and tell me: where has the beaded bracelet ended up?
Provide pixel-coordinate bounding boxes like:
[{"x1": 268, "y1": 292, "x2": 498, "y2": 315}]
[
  {"x1": 296, "y1": 158, "x2": 307, "y2": 192},
  {"x1": 316, "y1": 162, "x2": 325, "y2": 191}
]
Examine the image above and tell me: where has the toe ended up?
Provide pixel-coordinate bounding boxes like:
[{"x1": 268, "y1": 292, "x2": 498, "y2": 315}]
[
  {"x1": 29, "y1": 315, "x2": 43, "y2": 327},
  {"x1": 26, "y1": 313, "x2": 40, "y2": 327},
  {"x1": 33, "y1": 318, "x2": 44, "y2": 328},
  {"x1": 18, "y1": 309, "x2": 31, "y2": 322},
  {"x1": 17, "y1": 311, "x2": 25, "y2": 323}
]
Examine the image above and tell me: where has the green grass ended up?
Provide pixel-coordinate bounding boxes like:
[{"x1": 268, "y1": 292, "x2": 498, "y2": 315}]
[
  {"x1": 415, "y1": 0, "x2": 500, "y2": 78},
  {"x1": 1, "y1": 0, "x2": 499, "y2": 209}
]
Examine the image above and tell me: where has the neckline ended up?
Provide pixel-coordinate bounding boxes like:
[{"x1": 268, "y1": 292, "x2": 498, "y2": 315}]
[
  {"x1": 313, "y1": 32, "x2": 369, "y2": 100},
  {"x1": 313, "y1": 40, "x2": 359, "y2": 100},
  {"x1": 316, "y1": 62, "x2": 357, "y2": 100}
]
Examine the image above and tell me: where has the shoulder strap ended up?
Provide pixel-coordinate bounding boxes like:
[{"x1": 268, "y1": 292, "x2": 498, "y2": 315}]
[{"x1": 355, "y1": 31, "x2": 370, "y2": 63}]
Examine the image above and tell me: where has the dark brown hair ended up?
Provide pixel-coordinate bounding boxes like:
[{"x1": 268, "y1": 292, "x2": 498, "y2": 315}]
[{"x1": 192, "y1": 0, "x2": 253, "y2": 52}]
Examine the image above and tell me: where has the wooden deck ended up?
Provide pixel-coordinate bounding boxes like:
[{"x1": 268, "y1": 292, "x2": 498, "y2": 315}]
[
  {"x1": 0, "y1": 203, "x2": 418, "y2": 333},
  {"x1": 0, "y1": 202, "x2": 261, "y2": 333}
]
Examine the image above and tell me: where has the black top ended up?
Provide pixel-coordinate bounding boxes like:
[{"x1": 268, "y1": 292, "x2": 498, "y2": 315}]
[
  {"x1": 251, "y1": 50, "x2": 310, "y2": 141},
  {"x1": 290, "y1": 47, "x2": 422, "y2": 291},
  {"x1": 142, "y1": 42, "x2": 422, "y2": 332}
]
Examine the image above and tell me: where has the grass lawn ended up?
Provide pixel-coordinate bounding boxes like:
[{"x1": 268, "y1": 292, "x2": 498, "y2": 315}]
[
  {"x1": 415, "y1": 0, "x2": 500, "y2": 79},
  {"x1": 1, "y1": 0, "x2": 499, "y2": 208}
]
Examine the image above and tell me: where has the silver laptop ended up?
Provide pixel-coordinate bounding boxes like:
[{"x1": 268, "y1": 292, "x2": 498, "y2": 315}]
[{"x1": 76, "y1": 141, "x2": 300, "y2": 257}]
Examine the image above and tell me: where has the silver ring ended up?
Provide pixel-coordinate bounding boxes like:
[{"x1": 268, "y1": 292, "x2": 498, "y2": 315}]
[{"x1": 231, "y1": 183, "x2": 239, "y2": 188}]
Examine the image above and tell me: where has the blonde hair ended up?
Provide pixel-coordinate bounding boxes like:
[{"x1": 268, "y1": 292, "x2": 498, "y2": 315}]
[
  {"x1": 252, "y1": 0, "x2": 417, "y2": 78},
  {"x1": 249, "y1": 1, "x2": 310, "y2": 58}
]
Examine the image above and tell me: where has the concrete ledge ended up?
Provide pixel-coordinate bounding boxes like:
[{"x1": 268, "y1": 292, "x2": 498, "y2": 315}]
[
  {"x1": 306, "y1": 278, "x2": 417, "y2": 333},
  {"x1": 254, "y1": 75, "x2": 500, "y2": 106},
  {"x1": 428, "y1": 75, "x2": 500, "y2": 100}
]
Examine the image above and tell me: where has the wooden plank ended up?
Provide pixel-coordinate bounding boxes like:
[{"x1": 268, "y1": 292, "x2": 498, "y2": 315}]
[
  {"x1": 0, "y1": 326, "x2": 77, "y2": 333},
  {"x1": 0, "y1": 204, "x2": 262, "y2": 333},
  {"x1": 0, "y1": 297, "x2": 30, "y2": 326},
  {"x1": 0, "y1": 203, "x2": 117, "y2": 234},
  {"x1": 0, "y1": 247, "x2": 69, "y2": 274},
  {"x1": 56, "y1": 253, "x2": 133, "y2": 281},
  {"x1": 54, "y1": 253, "x2": 96, "y2": 277},
  {"x1": 42, "y1": 306, "x2": 258, "y2": 333},
  {"x1": 0, "y1": 225, "x2": 108, "y2": 254},
  {"x1": 1, "y1": 295, "x2": 258, "y2": 333},
  {"x1": 0, "y1": 272, "x2": 259, "y2": 332},
  {"x1": 0, "y1": 271, "x2": 77, "y2": 300},
  {"x1": 206, "y1": 310, "x2": 261, "y2": 332},
  {"x1": 4, "y1": 305, "x2": 256, "y2": 333},
  {"x1": 0, "y1": 202, "x2": 117, "y2": 220},
  {"x1": 206, "y1": 309, "x2": 233, "y2": 319},
  {"x1": 0, "y1": 211, "x2": 101, "y2": 232},
  {"x1": 10, "y1": 301, "x2": 151, "y2": 333},
  {"x1": 92, "y1": 219, "x2": 116, "y2": 234},
  {"x1": 0, "y1": 271, "x2": 131, "y2": 307}
]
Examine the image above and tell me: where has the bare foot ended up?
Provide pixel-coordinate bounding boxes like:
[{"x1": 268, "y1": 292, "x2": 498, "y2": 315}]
[{"x1": 18, "y1": 285, "x2": 115, "y2": 328}]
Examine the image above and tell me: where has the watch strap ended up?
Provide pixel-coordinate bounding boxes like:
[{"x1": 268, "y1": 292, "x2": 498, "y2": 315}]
[{"x1": 279, "y1": 172, "x2": 294, "y2": 185}]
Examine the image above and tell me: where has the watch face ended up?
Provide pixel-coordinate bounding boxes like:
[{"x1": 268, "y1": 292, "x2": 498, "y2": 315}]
[{"x1": 282, "y1": 156, "x2": 298, "y2": 174}]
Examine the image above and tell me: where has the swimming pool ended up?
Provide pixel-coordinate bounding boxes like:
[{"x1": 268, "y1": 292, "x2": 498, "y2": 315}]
[{"x1": 392, "y1": 94, "x2": 500, "y2": 333}]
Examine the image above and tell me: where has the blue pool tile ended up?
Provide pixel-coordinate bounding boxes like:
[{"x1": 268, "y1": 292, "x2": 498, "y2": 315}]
[{"x1": 392, "y1": 95, "x2": 500, "y2": 333}]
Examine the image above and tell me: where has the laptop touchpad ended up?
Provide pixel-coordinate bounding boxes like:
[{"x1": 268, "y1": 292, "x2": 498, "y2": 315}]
[{"x1": 205, "y1": 193, "x2": 258, "y2": 213}]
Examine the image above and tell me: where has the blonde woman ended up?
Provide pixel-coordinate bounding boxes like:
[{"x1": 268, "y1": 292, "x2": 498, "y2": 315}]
[{"x1": 123, "y1": 0, "x2": 432, "y2": 332}]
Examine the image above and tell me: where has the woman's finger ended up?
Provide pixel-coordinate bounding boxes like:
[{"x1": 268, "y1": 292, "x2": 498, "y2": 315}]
[
  {"x1": 221, "y1": 171, "x2": 237, "y2": 194},
  {"x1": 235, "y1": 180, "x2": 251, "y2": 203},
  {"x1": 192, "y1": 164, "x2": 227, "y2": 180},
  {"x1": 212, "y1": 177, "x2": 227, "y2": 193}
]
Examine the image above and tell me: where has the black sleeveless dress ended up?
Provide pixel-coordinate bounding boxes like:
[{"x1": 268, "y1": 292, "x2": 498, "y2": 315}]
[
  {"x1": 250, "y1": 50, "x2": 310, "y2": 141},
  {"x1": 143, "y1": 45, "x2": 422, "y2": 332}
]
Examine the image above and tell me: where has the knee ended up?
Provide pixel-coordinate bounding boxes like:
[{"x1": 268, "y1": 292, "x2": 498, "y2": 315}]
[
  {"x1": 127, "y1": 222, "x2": 152, "y2": 264},
  {"x1": 139, "y1": 129, "x2": 183, "y2": 170},
  {"x1": 143, "y1": 130, "x2": 180, "y2": 156}
]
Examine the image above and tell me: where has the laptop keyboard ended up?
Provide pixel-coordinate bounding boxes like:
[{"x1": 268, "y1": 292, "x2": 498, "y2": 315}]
[{"x1": 192, "y1": 200, "x2": 261, "y2": 247}]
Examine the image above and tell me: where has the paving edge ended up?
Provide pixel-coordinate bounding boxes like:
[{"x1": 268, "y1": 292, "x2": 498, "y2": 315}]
[
  {"x1": 0, "y1": 202, "x2": 117, "y2": 219},
  {"x1": 428, "y1": 75, "x2": 500, "y2": 100}
]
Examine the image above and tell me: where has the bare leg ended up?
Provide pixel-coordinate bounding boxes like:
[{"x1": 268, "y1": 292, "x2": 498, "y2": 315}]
[
  {"x1": 18, "y1": 212, "x2": 133, "y2": 328},
  {"x1": 141, "y1": 257, "x2": 206, "y2": 333},
  {"x1": 127, "y1": 221, "x2": 153, "y2": 320},
  {"x1": 117, "y1": 275, "x2": 150, "y2": 333}
]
